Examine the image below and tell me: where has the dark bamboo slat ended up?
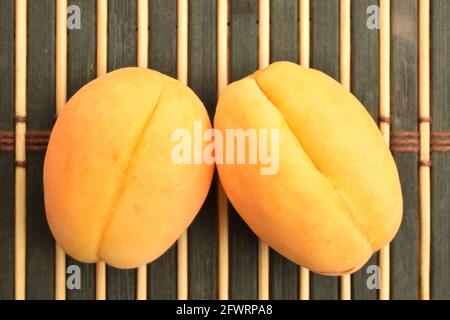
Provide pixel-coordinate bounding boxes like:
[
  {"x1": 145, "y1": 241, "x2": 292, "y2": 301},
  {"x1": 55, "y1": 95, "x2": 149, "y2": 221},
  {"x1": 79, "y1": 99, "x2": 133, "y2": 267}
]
[
  {"x1": 310, "y1": 0, "x2": 340, "y2": 300},
  {"x1": 187, "y1": 0, "x2": 219, "y2": 300},
  {"x1": 0, "y1": 0, "x2": 15, "y2": 301},
  {"x1": 229, "y1": 0, "x2": 259, "y2": 300},
  {"x1": 26, "y1": 0, "x2": 56, "y2": 300},
  {"x1": 147, "y1": 0, "x2": 178, "y2": 301},
  {"x1": 350, "y1": 0, "x2": 380, "y2": 300},
  {"x1": 391, "y1": 0, "x2": 419, "y2": 300},
  {"x1": 269, "y1": 0, "x2": 299, "y2": 300},
  {"x1": 106, "y1": 0, "x2": 137, "y2": 300},
  {"x1": 66, "y1": 0, "x2": 97, "y2": 301}
]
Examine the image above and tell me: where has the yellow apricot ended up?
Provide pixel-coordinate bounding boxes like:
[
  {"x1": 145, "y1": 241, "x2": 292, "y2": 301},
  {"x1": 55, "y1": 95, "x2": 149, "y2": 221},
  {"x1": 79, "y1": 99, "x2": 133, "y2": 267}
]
[
  {"x1": 214, "y1": 61, "x2": 402, "y2": 275},
  {"x1": 44, "y1": 67, "x2": 214, "y2": 268}
]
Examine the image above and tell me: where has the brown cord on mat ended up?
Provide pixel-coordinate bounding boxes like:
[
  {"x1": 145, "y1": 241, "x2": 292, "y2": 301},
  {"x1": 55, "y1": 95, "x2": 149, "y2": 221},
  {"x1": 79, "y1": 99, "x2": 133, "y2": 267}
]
[
  {"x1": 432, "y1": 131, "x2": 450, "y2": 137},
  {"x1": 13, "y1": 115, "x2": 27, "y2": 123},
  {"x1": 390, "y1": 131, "x2": 419, "y2": 153},
  {"x1": 0, "y1": 130, "x2": 449, "y2": 154},
  {"x1": 0, "y1": 131, "x2": 15, "y2": 138},
  {"x1": 25, "y1": 132, "x2": 50, "y2": 150},
  {"x1": 430, "y1": 131, "x2": 450, "y2": 152},
  {"x1": 432, "y1": 146, "x2": 450, "y2": 153},
  {"x1": 0, "y1": 130, "x2": 50, "y2": 153},
  {"x1": 27, "y1": 130, "x2": 51, "y2": 137},
  {"x1": 390, "y1": 138, "x2": 419, "y2": 145},
  {"x1": 379, "y1": 115, "x2": 391, "y2": 124},
  {"x1": 391, "y1": 131, "x2": 419, "y2": 137},
  {"x1": 431, "y1": 139, "x2": 450, "y2": 146},
  {"x1": 419, "y1": 117, "x2": 432, "y2": 123},
  {"x1": 15, "y1": 160, "x2": 26, "y2": 168},
  {"x1": 0, "y1": 138, "x2": 15, "y2": 144},
  {"x1": 0, "y1": 132, "x2": 15, "y2": 148},
  {"x1": 0, "y1": 146, "x2": 14, "y2": 152},
  {"x1": 391, "y1": 146, "x2": 420, "y2": 153},
  {"x1": 26, "y1": 138, "x2": 49, "y2": 144},
  {"x1": 389, "y1": 130, "x2": 450, "y2": 153},
  {"x1": 419, "y1": 160, "x2": 432, "y2": 167}
]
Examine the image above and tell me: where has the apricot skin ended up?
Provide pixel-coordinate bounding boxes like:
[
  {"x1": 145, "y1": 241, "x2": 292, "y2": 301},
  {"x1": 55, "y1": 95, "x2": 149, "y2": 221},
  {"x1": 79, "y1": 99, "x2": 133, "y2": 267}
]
[
  {"x1": 214, "y1": 61, "x2": 402, "y2": 275},
  {"x1": 44, "y1": 67, "x2": 214, "y2": 269}
]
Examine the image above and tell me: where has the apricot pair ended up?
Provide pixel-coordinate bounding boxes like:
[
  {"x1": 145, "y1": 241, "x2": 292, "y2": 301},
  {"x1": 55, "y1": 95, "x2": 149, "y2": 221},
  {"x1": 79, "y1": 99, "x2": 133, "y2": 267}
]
[{"x1": 44, "y1": 62, "x2": 402, "y2": 275}]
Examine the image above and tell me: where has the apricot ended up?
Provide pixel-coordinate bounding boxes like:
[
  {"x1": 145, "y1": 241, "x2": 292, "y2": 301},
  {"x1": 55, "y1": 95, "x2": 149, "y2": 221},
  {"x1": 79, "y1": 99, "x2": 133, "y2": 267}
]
[
  {"x1": 44, "y1": 68, "x2": 214, "y2": 269},
  {"x1": 214, "y1": 61, "x2": 402, "y2": 275}
]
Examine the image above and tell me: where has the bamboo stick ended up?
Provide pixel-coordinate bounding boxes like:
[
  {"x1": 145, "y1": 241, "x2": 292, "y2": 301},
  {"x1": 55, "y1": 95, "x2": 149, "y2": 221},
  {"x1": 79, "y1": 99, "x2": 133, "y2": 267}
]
[
  {"x1": 339, "y1": 0, "x2": 351, "y2": 301},
  {"x1": 55, "y1": 0, "x2": 68, "y2": 301},
  {"x1": 177, "y1": 0, "x2": 189, "y2": 300},
  {"x1": 340, "y1": 0, "x2": 351, "y2": 89},
  {"x1": 298, "y1": 0, "x2": 310, "y2": 300},
  {"x1": 14, "y1": 0, "x2": 27, "y2": 301},
  {"x1": 136, "y1": 0, "x2": 149, "y2": 301},
  {"x1": 379, "y1": 0, "x2": 390, "y2": 300},
  {"x1": 258, "y1": 0, "x2": 270, "y2": 301},
  {"x1": 418, "y1": 0, "x2": 431, "y2": 301},
  {"x1": 217, "y1": 0, "x2": 229, "y2": 300},
  {"x1": 97, "y1": 0, "x2": 108, "y2": 77},
  {"x1": 299, "y1": 0, "x2": 310, "y2": 68},
  {"x1": 96, "y1": 0, "x2": 108, "y2": 300},
  {"x1": 137, "y1": 0, "x2": 149, "y2": 69}
]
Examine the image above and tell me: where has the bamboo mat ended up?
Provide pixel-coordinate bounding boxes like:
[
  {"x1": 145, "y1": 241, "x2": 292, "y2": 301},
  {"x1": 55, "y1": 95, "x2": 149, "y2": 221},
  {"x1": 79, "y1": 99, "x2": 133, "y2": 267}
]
[{"x1": 0, "y1": 0, "x2": 449, "y2": 300}]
